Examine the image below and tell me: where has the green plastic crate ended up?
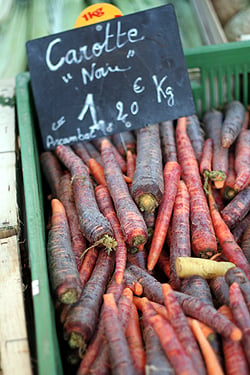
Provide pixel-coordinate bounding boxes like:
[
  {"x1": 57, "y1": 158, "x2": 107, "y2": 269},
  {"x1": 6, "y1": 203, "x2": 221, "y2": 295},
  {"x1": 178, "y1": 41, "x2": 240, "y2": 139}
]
[{"x1": 15, "y1": 40, "x2": 250, "y2": 375}]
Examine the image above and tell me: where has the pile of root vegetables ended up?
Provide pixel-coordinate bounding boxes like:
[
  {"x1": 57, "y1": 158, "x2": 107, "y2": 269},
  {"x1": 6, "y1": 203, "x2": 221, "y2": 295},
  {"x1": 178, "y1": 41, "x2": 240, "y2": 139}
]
[{"x1": 40, "y1": 99, "x2": 250, "y2": 375}]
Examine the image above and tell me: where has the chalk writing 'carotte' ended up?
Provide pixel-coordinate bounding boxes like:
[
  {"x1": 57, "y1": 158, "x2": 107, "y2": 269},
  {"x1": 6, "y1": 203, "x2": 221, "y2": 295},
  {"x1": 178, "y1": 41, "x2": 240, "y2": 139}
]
[{"x1": 45, "y1": 21, "x2": 145, "y2": 72}]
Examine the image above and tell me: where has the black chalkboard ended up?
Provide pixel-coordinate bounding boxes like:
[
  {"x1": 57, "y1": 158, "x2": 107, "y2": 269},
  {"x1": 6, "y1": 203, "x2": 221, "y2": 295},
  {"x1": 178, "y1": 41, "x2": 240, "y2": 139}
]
[{"x1": 26, "y1": 4, "x2": 195, "y2": 150}]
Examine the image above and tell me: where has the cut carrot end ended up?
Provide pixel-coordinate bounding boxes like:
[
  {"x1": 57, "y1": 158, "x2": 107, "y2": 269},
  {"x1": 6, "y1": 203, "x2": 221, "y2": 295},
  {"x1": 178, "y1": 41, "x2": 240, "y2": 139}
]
[
  {"x1": 214, "y1": 180, "x2": 225, "y2": 189},
  {"x1": 138, "y1": 193, "x2": 158, "y2": 213},
  {"x1": 230, "y1": 327, "x2": 243, "y2": 342}
]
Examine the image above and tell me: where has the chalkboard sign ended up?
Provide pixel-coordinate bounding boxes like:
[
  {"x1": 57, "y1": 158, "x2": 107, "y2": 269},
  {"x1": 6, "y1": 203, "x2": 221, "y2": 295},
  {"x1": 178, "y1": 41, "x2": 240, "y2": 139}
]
[{"x1": 26, "y1": 4, "x2": 195, "y2": 150}]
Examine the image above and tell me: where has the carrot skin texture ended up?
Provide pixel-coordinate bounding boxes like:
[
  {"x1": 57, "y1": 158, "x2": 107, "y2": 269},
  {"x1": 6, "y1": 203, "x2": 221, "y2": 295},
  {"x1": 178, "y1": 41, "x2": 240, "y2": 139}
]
[
  {"x1": 221, "y1": 100, "x2": 246, "y2": 148},
  {"x1": 219, "y1": 305, "x2": 249, "y2": 375},
  {"x1": 176, "y1": 117, "x2": 217, "y2": 257},
  {"x1": 208, "y1": 185, "x2": 250, "y2": 280},
  {"x1": 148, "y1": 314, "x2": 199, "y2": 375},
  {"x1": 87, "y1": 158, "x2": 107, "y2": 186},
  {"x1": 162, "y1": 283, "x2": 207, "y2": 375},
  {"x1": 233, "y1": 128, "x2": 250, "y2": 192},
  {"x1": 228, "y1": 282, "x2": 250, "y2": 366},
  {"x1": 186, "y1": 114, "x2": 205, "y2": 164},
  {"x1": 101, "y1": 138, "x2": 148, "y2": 247},
  {"x1": 127, "y1": 263, "x2": 242, "y2": 341},
  {"x1": 169, "y1": 180, "x2": 191, "y2": 290},
  {"x1": 58, "y1": 172, "x2": 86, "y2": 270},
  {"x1": 209, "y1": 276, "x2": 230, "y2": 307},
  {"x1": 180, "y1": 275, "x2": 214, "y2": 306},
  {"x1": 125, "y1": 303, "x2": 146, "y2": 375},
  {"x1": 147, "y1": 160, "x2": 181, "y2": 271},
  {"x1": 225, "y1": 267, "x2": 250, "y2": 313},
  {"x1": 93, "y1": 136, "x2": 127, "y2": 172},
  {"x1": 232, "y1": 213, "x2": 250, "y2": 244},
  {"x1": 72, "y1": 142, "x2": 91, "y2": 166},
  {"x1": 188, "y1": 318, "x2": 224, "y2": 375},
  {"x1": 159, "y1": 120, "x2": 177, "y2": 163},
  {"x1": 131, "y1": 123, "x2": 164, "y2": 213},
  {"x1": 223, "y1": 149, "x2": 237, "y2": 200},
  {"x1": 95, "y1": 184, "x2": 127, "y2": 284},
  {"x1": 78, "y1": 247, "x2": 98, "y2": 287},
  {"x1": 241, "y1": 221, "x2": 250, "y2": 263},
  {"x1": 102, "y1": 293, "x2": 136, "y2": 375},
  {"x1": 63, "y1": 248, "x2": 115, "y2": 350},
  {"x1": 126, "y1": 149, "x2": 136, "y2": 180},
  {"x1": 199, "y1": 138, "x2": 213, "y2": 175},
  {"x1": 202, "y1": 109, "x2": 228, "y2": 188},
  {"x1": 221, "y1": 185, "x2": 250, "y2": 229},
  {"x1": 77, "y1": 279, "x2": 124, "y2": 375},
  {"x1": 83, "y1": 141, "x2": 103, "y2": 166},
  {"x1": 175, "y1": 291, "x2": 242, "y2": 342},
  {"x1": 56, "y1": 145, "x2": 115, "y2": 246},
  {"x1": 47, "y1": 199, "x2": 82, "y2": 304},
  {"x1": 40, "y1": 151, "x2": 64, "y2": 198}
]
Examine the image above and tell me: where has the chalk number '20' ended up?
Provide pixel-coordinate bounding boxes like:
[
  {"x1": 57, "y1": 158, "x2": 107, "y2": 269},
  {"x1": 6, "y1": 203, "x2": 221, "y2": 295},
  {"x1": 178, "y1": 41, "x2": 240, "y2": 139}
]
[{"x1": 116, "y1": 100, "x2": 139, "y2": 128}]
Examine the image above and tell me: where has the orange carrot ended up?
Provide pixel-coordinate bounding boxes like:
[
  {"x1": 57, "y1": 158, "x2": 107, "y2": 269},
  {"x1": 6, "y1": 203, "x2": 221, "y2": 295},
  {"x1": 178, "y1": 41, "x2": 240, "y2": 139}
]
[
  {"x1": 123, "y1": 269, "x2": 143, "y2": 296},
  {"x1": 83, "y1": 141, "x2": 103, "y2": 166},
  {"x1": 88, "y1": 157, "x2": 106, "y2": 186},
  {"x1": 188, "y1": 317, "x2": 224, "y2": 375},
  {"x1": 102, "y1": 293, "x2": 136, "y2": 375},
  {"x1": 131, "y1": 123, "x2": 164, "y2": 213},
  {"x1": 186, "y1": 114, "x2": 205, "y2": 164},
  {"x1": 47, "y1": 199, "x2": 82, "y2": 304},
  {"x1": 95, "y1": 184, "x2": 127, "y2": 284},
  {"x1": 208, "y1": 183, "x2": 250, "y2": 280},
  {"x1": 40, "y1": 151, "x2": 64, "y2": 198},
  {"x1": 176, "y1": 116, "x2": 217, "y2": 257},
  {"x1": 126, "y1": 149, "x2": 136, "y2": 180},
  {"x1": 147, "y1": 160, "x2": 181, "y2": 271},
  {"x1": 101, "y1": 138, "x2": 148, "y2": 248},
  {"x1": 159, "y1": 119, "x2": 177, "y2": 164},
  {"x1": 221, "y1": 100, "x2": 246, "y2": 148},
  {"x1": 169, "y1": 180, "x2": 191, "y2": 290},
  {"x1": 219, "y1": 304, "x2": 249, "y2": 375},
  {"x1": 187, "y1": 317, "x2": 223, "y2": 366},
  {"x1": 233, "y1": 128, "x2": 250, "y2": 192},
  {"x1": 125, "y1": 303, "x2": 146, "y2": 375},
  {"x1": 202, "y1": 109, "x2": 228, "y2": 189},
  {"x1": 78, "y1": 247, "x2": 98, "y2": 287},
  {"x1": 162, "y1": 283, "x2": 207, "y2": 375},
  {"x1": 58, "y1": 172, "x2": 86, "y2": 270},
  {"x1": 148, "y1": 313, "x2": 199, "y2": 375}
]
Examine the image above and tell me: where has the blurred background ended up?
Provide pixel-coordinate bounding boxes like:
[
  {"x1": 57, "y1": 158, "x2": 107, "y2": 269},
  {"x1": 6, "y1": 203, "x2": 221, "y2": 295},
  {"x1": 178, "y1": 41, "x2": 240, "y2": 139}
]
[{"x1": 1, "y1": 0, "x2": 249, "y2": 79}]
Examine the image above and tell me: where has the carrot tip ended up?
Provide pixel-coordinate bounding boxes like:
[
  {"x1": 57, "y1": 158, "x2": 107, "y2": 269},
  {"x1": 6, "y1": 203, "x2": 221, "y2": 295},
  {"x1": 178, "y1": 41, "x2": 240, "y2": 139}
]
[{"x1": 230, "y1": 327, "x2": 243, "y2": 342}]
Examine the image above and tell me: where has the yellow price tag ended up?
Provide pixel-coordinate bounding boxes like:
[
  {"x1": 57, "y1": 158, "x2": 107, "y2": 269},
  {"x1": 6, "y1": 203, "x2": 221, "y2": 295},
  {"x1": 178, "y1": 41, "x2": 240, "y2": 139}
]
[{"x1": 74, "y1": 3, "x2": 123, "y2": 28}]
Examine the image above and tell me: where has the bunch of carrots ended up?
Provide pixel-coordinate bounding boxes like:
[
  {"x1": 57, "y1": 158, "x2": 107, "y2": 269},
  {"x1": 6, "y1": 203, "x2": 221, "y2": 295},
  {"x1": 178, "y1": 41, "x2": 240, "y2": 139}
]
[{"x1": 40, "y1": 100, "x2": 250, "y2": 374}]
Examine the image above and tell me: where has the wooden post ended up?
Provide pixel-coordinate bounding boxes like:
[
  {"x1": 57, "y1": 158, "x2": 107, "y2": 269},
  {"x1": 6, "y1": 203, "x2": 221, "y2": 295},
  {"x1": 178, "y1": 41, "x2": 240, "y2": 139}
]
[{"x1": 0, "y1": 79, "x2": 32, "y2": 375}]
